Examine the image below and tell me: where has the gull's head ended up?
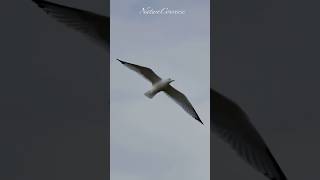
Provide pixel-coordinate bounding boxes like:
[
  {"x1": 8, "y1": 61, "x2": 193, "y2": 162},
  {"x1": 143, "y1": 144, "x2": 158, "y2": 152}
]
[{"x1": 168, "y1": 78, "x2": 175, "y2": 83}]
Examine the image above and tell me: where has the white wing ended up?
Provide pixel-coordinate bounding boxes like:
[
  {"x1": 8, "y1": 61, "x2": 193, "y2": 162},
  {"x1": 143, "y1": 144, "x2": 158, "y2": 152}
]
[
  {"x1": 165, "y1": 86, "x2": 203, "y2": 124},
  {"x1": 32, "y1": 0, "x2": 109, "y2": 48},
  {"x1": 212, "y1": 89, "x2": 287, "y2": 180},
  {"x1": 117, "y1": 59, "x2": 161, "y2": 84}
]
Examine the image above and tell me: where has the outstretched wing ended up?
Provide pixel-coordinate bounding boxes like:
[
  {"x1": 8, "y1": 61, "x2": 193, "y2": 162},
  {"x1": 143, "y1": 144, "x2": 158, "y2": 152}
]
[
  {"x1": 165, "y1": 85, "x2": 203, "y2": 124},
  {"x1": 117, "y1": 59, "x2": 161, "y2": 84},
  {"x1": 32, "y1": 0, "x2": 109, "y2": 48},
  {"x1": 212, "y1": 90, "x2": 287, "y2": 180}
]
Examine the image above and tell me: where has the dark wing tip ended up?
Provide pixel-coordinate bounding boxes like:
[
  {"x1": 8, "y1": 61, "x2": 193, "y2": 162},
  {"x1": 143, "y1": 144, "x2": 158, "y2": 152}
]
[
  {"x1": 265, "y1": 148, "x2": 288, "y2": 180},
  {"x1": 192, "y1": 109, "x2": 203, "y2": 125},
  {"x1": 195, "y1": 116, "x2": 204, "y2": 125},
  {"x1": 32, "y1": 0, "x2": 67, "y2": 11},
  {"x1": 116, "y1": 59, "x2": 126, "y2": 64}
]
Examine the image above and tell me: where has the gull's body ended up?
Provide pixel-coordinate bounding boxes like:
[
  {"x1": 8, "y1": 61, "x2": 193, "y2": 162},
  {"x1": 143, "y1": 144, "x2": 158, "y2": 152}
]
[
  {"x1": 145, "y1": 78, "x2": 174, "y2": 98},
  {"x1": 117, "y1": 59, "x2": 203, "y2": 124},
  {"x1": 212, "y1": 89, "x2": 287, "y2": 180},
  {"x1": 31, "y1": 1, "x2": 286, "y2": 179}
]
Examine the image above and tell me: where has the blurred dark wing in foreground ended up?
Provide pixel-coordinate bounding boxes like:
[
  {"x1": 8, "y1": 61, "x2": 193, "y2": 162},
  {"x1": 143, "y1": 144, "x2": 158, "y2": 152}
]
[
  {"x1": 32, "y1": 0, "x2": 109, "y2": 49},
  {"x1": 211, "y1": 89, "x2": 287, "y2": 180}
]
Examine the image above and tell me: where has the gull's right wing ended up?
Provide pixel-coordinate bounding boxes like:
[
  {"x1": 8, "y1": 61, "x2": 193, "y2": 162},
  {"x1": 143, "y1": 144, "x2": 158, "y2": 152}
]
[
  {"x1": 165, "y1": 85, "x2": 203, "y2": 124},
  {"x1": 212, "y1": 89, "x2": 287, "y2": 180}
]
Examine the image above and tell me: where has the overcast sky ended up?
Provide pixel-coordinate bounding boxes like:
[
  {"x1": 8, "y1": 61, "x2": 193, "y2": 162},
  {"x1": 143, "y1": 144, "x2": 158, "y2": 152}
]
[{"x1": 110, "y1": 0, "x2": 210, "y2": 179}]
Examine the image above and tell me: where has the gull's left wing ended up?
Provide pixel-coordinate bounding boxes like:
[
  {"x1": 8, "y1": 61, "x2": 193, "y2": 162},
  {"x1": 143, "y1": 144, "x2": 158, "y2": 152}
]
[
  {"x1": 117, "y1": 59, "x2": 162, "y2": 84},
  {"x1": 32, "y1": 0, "x2": 109, "y2": 48}
]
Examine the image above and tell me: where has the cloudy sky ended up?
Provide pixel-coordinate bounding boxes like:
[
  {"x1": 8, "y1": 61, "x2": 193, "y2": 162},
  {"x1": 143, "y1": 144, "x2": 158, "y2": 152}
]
[{"x1": 110, "y1": 0, "x2": 210, "y2": 179}]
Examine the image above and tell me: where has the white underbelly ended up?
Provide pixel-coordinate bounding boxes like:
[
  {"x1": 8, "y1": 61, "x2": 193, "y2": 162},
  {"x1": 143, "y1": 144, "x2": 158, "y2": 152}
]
[{"x1": 152, "y1": 80, "x2": 170, "y2": 92}]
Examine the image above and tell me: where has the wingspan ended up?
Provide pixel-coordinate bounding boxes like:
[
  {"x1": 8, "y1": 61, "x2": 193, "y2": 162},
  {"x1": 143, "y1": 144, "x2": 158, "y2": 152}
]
[
  {"x1": 212, "y1": 89, "x2": 287, "y2": 180},
  {"x1": 32, "y1": 0, "x2": 109, "y2": 48},
  {"x1": 165, "y1": 85, "x2": 203, "y2": 124},
  {"x1": 117, "y1": 59, "x2": 161, "y2": 84}
]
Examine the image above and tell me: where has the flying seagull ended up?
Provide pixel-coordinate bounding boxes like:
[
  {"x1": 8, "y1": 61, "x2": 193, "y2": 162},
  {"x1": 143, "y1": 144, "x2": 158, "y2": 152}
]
[
  {"x1": 117, "y1": 59, "x2": 203, "y2": 124},
  {"x1": 31, "y1": 0, "x2": 109, "y2": 49},
  {"x1": 31, "y1": 1, "x2": 287, "y2": 179},
  {"x1": 212, "y1": 89, "x2": 287, "y2": 180}
]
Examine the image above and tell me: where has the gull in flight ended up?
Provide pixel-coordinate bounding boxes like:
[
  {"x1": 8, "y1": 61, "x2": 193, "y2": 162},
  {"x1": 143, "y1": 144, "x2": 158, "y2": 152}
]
[
  {"x1": 212, "y1": 89, "x2": 287, "y2": 180},
  {"x1": 117, "y1": 59, "x2": 203, "y2": 124},
  {"x1": 30, "y1": 1, "x2": 287, "y2": 179},
  {"x1": 31, "y1": 0, "x2": 109, "y2": 49}
]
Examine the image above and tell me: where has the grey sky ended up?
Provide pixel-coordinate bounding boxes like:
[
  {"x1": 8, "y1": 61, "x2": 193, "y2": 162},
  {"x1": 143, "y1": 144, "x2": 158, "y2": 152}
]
[{"x1": 110, "y1": 0, "x2": 210, "y2": 179}]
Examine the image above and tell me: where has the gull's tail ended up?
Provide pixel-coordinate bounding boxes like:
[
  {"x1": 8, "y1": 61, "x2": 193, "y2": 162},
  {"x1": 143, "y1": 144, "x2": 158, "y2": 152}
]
[{"x1": 144, "y1": 90, "x2": 157, "y2": 99}]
